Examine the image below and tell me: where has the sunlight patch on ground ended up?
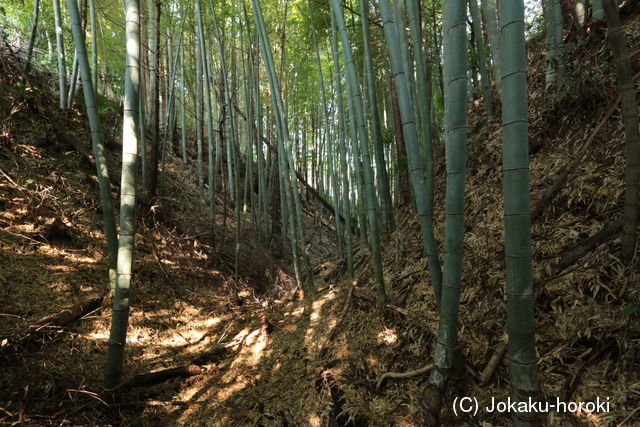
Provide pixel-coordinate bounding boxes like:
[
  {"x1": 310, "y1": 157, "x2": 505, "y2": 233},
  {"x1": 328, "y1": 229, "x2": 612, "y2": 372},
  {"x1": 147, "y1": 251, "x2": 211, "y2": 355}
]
[
  {"x1": 14, "y1": 223, "x2": 35, "y2": 231},
  {"x1": 304, "y1": 291, "x2": 336, "y2": 351},
  {"x1": 377, "y1": 327, "x2": 398, "y2": 346},
  {"x1": 367, "y1": 355, "x2": 379, "y2": 368},
  {"x1": 65, "y1": 254, "x2": 97, "y2": 263},
  {"x1": 228, "y1": 327, "x2": 268, "y2": 372},
  {"x1": 283, "y1": 304, "x2": 305, "y2": 320},
  {"x1": 308, "y1": 413, "x2": 324, "y2": 426},
  {"x1": 216, "y1": 378, "x2": 248, "y2": 402},
  {"x1": 87, "y1": 331, "x2": 109, "y2": 340}
]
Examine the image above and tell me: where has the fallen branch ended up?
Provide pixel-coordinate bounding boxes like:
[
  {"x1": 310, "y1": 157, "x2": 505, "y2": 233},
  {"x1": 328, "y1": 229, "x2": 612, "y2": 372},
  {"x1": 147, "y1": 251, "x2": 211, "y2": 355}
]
[
  {"x1": 479, "y1": 335, "x2": 508, "y2": 386},
  {"x1": 563, "y1": 339, "x2": 616, "y2": 401},
  {"x1": 551, "y1": 218, "x2": 622, "y2": 275},
  {"x1": 116, "y1": 365, "x2": 202, "y2": 390},
  {"x1": 386, "y1": 304, "x2": 409, "y2": 316},
  {"x1": 376, "y1": 363, "x2": 434, "y2": 389},
  {"x1": 398, "y1": 270, "x2": 424, "y2": 282},
  {"x1": 109, "y1": 399, "x2": 207, "y2": 408},
  {"x1": 0, "y1": 167, "x2": 20, "y2": 188},
  {"x1": 532, "y1": 69, "x2": 640, "y2": 222},
  {"x1": 352, "y1": 290, "x2": 412, "y2": 318},
  {"x1": 532, "y1": 102, "x2": 618, "y2": 221},
  {"x1": 148, "y1": 234, "x2": 177, "y2": 287},
  {"x1": 2, "y1": 297, "x2": 103, "y2": 351}
]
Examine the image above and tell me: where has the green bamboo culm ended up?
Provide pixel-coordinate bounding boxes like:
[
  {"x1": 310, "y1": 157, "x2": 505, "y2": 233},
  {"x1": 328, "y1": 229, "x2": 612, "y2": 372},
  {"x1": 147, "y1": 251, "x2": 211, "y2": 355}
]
[
  {"x1": 553, "y1": 0, "x2": 565, "y2": 82},
  {"x1": 139, "y1": 53, "x2": 147, "y2": 190},
  {"x1": 104, "y1": 0, "x2": 140, "y2": 391},
  {"x1": 500, "y1": 1, "x2": 540, "y2": 424},
  {"x1": 89, "y1": 0, "x2": 98, "y2": 95},
  {"x1": 21, "y1": 0, "x2": 40, "y2": 84},
  {"x1": 159, "y1": 30, "x2": 184, "y2": 196},
  {"x1": 251, "y1": 0, "x2": 313, "y2": 293},
  {"x1": 255, "y1": 55, "x2": 268, "y2": 244},
  {"x1": 406, "y1": 0, "x2": 436, "y2": 200},
  {"x1": 195, "y1": 0, "x2": 217, "y2": 227},
  {"x1": 602, "y1": 0, "x2": 640, "y2": 263},
  {"x1": 179, "y1": 47, "x2": 187, "y2": 163},
  {"x1": 238, "y1": 2, "x2": 256, "y2": 229},
  {"x1": 378, "y1": 0, "x2": 442, "y2": 304},
  {"x1": 195, "y1": 36, "x2": 205, "y2": 201},
  {"x1": 360, "y1": 0, "x2": 394, "y2": 233},
  {"x1": 428, "y1": 0, "x2": 467, "y2": 391},
  {"x1": 330, "y1": 12, "x2": 354, "y2": 282},
  {"x1": 345, "y1": 81, "x2": 369, "y2": 254},
  {"x1": 469, "y1": 0, "x2": 493, "y2": 120},
  {"x1": 209, "y1": 0, "x2": 243, "y2": 288},
  {"x1": 308, "y1": 1, "x2": 344, "y2": 255},
  {"x1": 136, "y1": 0, "x2": 145, "y2": 191},
  {"x1": 53, "y1": 0, "x2": 67, "y2": 109},
  {"x1": 482, "y1": 0, "x2": 501, "y2": 96},
  {"x1": 67, "y1": 50, "x2": 79, "y2": 108},
  {"x1": 331, "y1": 0, "x2": 386, "y2": 302},
  {"x1": 545, "y1": 0, "x2": 564, "y2": 88},
  {"x1": 593, "y1": 0, "x2": 605, "y2": 20},
  {"x1": 67, "y1": 0, "x2": 118, "y2": 293}
]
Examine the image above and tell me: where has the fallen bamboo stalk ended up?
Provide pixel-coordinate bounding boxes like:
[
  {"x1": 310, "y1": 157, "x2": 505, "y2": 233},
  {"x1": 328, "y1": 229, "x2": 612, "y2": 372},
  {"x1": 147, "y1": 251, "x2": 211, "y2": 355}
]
[
  {"x1": 1, "y1": 296, "x2": 103, "y2": 351},
  {"x1": 551, "y1": 218, "x2": 622, "y2": 275},
  {"x1": 479, "y1": 335, "x2": 508, "y2": 386},
  {"x1": 116, "y1": 365, "x2": 202, "y2": 390},
  {"x1": 532, "y1": 69, "x2": 640, "y2": 222}
]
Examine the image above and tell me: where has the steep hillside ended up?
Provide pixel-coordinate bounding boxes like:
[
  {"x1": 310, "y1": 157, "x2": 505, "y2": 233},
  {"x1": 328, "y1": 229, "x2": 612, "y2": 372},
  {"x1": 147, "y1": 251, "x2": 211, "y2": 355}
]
[
  {"x1": 0, "y1": 40, "x2": 297, "y2": 424},
  {"x1": 1, "y1": 8, "x2": 640, "y2": 427}
]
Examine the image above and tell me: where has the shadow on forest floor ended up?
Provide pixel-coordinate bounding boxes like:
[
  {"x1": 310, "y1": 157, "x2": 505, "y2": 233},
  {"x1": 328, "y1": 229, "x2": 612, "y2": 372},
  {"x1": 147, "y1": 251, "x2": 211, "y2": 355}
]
[{"x1": 2, "y1": 14, "x2": 640, "y2": 426}]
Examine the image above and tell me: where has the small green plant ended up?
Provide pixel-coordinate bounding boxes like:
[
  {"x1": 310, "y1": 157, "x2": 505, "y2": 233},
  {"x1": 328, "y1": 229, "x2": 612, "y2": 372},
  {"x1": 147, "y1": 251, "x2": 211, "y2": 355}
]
[{"x1": 622, "y1": 286, "x2": 640, "y2": 319}]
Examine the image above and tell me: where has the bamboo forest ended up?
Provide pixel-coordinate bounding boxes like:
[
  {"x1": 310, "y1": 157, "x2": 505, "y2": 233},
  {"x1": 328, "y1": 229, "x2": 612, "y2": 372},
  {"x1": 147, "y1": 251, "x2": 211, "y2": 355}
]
[{"x1": 1, "y1": 0, "x2": 640, "y2": 425}]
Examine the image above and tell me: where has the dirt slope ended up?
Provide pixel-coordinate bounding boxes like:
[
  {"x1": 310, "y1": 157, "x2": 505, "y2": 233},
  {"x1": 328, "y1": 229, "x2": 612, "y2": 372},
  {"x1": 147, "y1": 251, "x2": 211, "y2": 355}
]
[
  {"x1": 0, "y1": 40, "x2": 296, "y2": 425},
  {"x1": 1, "y1": 11, "x2": 640, "y2": 427}
]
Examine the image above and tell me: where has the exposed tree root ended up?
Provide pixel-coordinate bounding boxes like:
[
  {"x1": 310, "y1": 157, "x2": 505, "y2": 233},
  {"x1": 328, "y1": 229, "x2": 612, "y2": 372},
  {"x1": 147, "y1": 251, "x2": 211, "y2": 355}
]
[{"x1": 376, "y1": 363, "x2": 433, "y2": 389}]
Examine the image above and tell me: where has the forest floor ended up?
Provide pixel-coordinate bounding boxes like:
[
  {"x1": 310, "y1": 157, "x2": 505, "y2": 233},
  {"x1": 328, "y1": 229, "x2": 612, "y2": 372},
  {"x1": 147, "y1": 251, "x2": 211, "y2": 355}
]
[{"x1": 2, "y1": 11, "x2": 640, "y2": 427}]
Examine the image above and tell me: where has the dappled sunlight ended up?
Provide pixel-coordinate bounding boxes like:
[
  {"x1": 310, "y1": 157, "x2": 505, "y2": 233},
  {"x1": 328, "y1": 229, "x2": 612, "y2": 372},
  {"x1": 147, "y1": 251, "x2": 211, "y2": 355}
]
[
  {"x1": 86, "y1": 331, "x2": 108, "y2": 341},
  {"x1": 282, "y1": 303, "x2": 305, "y2": 319},
  {"x1": 227, "y1": 327, "x2": 269, "y2": 372},
  {"x1": 304, "y1": 289, "x2": 336, "y2": 351},
  {"x1": 2, "y1": 0, "x2": 640, "y2": 424},
  {"x1": 377, "y1": 327, "x2": 398, "y2": 346},
  {"x1": 307, "y1": 412, "x2": 324, "y2": 426}
]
